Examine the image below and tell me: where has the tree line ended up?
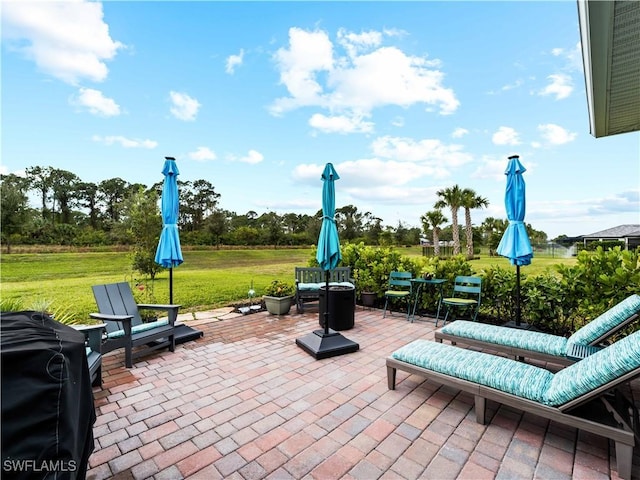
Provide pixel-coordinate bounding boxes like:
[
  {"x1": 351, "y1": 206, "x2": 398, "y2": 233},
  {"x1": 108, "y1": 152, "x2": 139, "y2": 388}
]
[{"x1": 0, "y1": 165, "x2": 547, "y2": 254}]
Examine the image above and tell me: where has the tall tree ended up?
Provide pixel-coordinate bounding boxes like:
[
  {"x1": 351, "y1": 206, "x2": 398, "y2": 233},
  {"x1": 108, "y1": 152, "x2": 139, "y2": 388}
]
[
  {"x1": 205, "y1": 209, "x2": 230, "y2": 247},
  {"x1": 0, "y1": 174, "x2": 31, "y2": 252},
  {"x1": 25, "y1": 166, "x2": 53, "y2": 220},
  {"x1": 77, "y1": 181, "x2": 100, "y2": 228},
  {"x1": 460, "y1": 188, "x2": 489, "y2": 258},
  {"x1": 180, "y1": 179, "x2": 220, "y2": 231},
  {"x1": 121, "y1": 187, "x2": 163, "y2": 279},
  {"x1": 335, "y1": 204, "x2": 363, "y2": 241},
  {"x1": 435, "y1": 185, "x2": 464, "y2": 255},
  {"x1": 98, "y1": 177, "x2": 129, "y2": 224},
  {"x1": 49, "y1": 169, "x2": 80, "y2": 224},
  {"x1": 481, "y1": 217, "x2": 508, "y2": 254},
  {"x1": 421, "y1": 209, "x2": 448, "y2": 256}
]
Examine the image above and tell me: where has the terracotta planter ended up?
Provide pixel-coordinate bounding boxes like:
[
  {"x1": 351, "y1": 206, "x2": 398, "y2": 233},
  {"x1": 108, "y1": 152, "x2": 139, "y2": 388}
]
[{"x1": 263, "y1": 295, "x2": 293, "y2": 315}]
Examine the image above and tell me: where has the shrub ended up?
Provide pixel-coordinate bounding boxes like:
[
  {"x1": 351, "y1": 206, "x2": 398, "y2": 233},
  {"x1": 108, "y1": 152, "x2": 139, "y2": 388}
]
[{"x1": 264, "y1": 280, "x2": 295, "y2": 297}]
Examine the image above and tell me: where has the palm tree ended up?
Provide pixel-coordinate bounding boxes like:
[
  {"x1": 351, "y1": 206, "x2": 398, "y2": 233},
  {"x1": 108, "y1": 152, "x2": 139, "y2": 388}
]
[
  {"x1": 461, "y1": 188, "x2": 489, "y2": 259},
  {"x1": 481, "y1": 217, "x2": 508, "y2": 255},
  {"x1": 421, "y1": 209, "x2": 448, "y2": 256},
  {"x1": 435, "y1": 185, "x2": 464, "y2": 255}
]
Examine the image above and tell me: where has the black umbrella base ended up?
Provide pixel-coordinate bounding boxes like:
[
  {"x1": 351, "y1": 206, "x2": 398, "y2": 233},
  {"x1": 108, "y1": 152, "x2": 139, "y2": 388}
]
[{"x1": 296, "y1": 329, "x2": 359, "y2": 360}]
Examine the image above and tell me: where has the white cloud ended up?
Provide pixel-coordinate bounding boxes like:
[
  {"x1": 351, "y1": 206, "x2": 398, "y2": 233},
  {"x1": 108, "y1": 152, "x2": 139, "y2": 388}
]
[
  {"x1": 309, "y1": 113, "x2": 374, "y2": 134},
  {"x1": 337, "y1": 28, "x2": 383, "y2": 58},
  {"x1": 228, "y1": 149, "x2": 264, "y2": 165},
  {"x1": 225, "y1": 49, "x2": 244, "y2": 74},
  {"x1": 92, "y1": 135, "x2": 157, "y2": 149},
  {"x1": 492, "y1": 126, "x2": 521, "y2": 146},
  {"x1": 270, "y1": 27, "x2": 459, "y2": 123},
  {"x1": 391, "y1": 116, "x2": 404, "y2": 127},
  {"x1": 188, "y1": 147, "x2": 217, "y2": 161},
  {"x1": 452, "y1": 128, "x2": 468, "y2": 138},
  {"x1": 550, "y1": 42, "x2": 584, "y2": 73},
  {"x1": 539, "y1": 73, "x2": 573, "y2": 100},
  {"x1": 538, "y1": 123, "x2": 577, "y2": 145},
  {"x1": 370, "y1": 135, "x2": 472, "y2": 169},
  {"x1": 169, "y1": 91, "x2": 201, "y2": 121},
  {"x1": 70, "y1": 88, "x2": 120, "y2": 116},
  {"x1": 2, "y1": 0, "x2": 123, "y2": 85},
  {"x1": 501, "y1": 79, "x2": 523, "y2": 91}
]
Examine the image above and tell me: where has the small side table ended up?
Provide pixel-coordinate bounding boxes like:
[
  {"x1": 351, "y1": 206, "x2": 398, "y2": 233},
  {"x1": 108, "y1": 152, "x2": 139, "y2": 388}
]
[{"x1": 410, "y1": 278, "x2": 446, "y2": 323}]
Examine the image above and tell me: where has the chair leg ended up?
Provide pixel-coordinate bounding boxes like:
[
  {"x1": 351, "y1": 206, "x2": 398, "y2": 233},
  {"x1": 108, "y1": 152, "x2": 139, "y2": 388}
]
[
  {"x1": 614, "y1": 441, "x2": 633, "y2": 480},
  {"x1": 383, "y1": 298, "x2": 390, "y2": 318},
  {"x1": 438, "y1": 307, "x2": 450, "y2": 327}
]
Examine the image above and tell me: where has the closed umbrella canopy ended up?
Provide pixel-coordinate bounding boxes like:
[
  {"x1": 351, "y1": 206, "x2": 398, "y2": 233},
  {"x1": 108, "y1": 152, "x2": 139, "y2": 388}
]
[
  {"x1": 496, "y1": 155, "x2": 532, "y2": 327},
  {"x1": 155, "y1": 157, "x2": 183, "y2": 303},
  {"x1": 155, "y1": 158, "x2": 183, "y2": 268},
  {"x1": 496, "y1": 155, "x2": 533, "y2": 266},
  {"x1": 316, "y1": 163, "x2": 342, "y2": 271}
]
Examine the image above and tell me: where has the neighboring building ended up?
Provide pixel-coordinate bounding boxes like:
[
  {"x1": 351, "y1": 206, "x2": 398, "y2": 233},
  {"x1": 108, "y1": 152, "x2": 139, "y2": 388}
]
[{"x1": 582, "y1": 224, "x2": 640, "y2": 250}]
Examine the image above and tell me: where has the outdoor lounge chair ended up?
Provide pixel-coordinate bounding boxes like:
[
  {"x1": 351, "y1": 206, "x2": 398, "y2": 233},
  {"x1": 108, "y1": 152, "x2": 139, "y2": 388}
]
[
  {"x1": 90, "y1": 282, "x2": 179, "y2": 368},
  {"x1": 434, "y1": 294, "x2": 640, "y2": 366},
  {"x1": 387, "y1": 331, "x2": 640, "y2": 480}
]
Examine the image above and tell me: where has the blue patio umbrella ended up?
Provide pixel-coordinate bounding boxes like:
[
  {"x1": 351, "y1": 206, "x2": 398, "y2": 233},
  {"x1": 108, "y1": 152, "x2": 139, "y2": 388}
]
[
  {"x1": 155, "y1": 157, "x2": 183, "y2": 304},
  {"x1": 295, "y1": 163, "x2": 358, "y2": 359},
  {"x1": 317, "y1": 163, "x2": 342, "y2": 334},
  {"x1": 496, "y1": 155, "x2": 533, "y2": 326}
]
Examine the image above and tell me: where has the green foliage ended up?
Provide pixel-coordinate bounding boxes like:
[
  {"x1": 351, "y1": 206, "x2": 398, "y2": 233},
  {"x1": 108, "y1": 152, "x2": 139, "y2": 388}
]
[
  {"x1": 123, "y1": 188, "x2": 164, "y2": 280},
  {"x1": 555, "y1": 246, "x2": 640, "y2": 334},
  {"x1": 478, "y1": 246, "x2": 640, "y2": 336},
  {"x1": 0, "y1": 296, "x2": 78, "y2": 325},
  {"x1": 263, "y1": 279, "x2": 295, "y2": 297},
  {"x1": 583, "y1": 240, "x2": 624, "y2": 251},
  {"x1": 476, "y1": 266, "x2": 517, "y2": 323}
]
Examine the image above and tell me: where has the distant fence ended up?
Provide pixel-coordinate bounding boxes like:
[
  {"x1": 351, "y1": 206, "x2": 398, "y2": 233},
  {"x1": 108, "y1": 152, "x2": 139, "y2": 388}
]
[{"x1": 422, "y1": 243, "x2": 578, "y2": 259}]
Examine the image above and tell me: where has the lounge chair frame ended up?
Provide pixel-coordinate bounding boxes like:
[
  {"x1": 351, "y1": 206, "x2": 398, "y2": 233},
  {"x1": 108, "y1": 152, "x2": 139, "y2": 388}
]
[
  {"x1": 73, "y1": 323, "x2": 106, "y2": 387},
  {"x1": 387, "y1": 356, "x2": 640, "y2": 480},
  {"x1": 435, "y1": 311, "x2": 640, "y2": 366}
]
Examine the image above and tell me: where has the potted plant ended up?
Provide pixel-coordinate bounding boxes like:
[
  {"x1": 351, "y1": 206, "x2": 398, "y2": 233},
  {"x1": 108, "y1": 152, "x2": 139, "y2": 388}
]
[
  {"x1": 263, "y1": 280, "x2": 295, "y2": 315},
  {"x1": 355, "y1": 270, "x2": 378, "y2": 307}
]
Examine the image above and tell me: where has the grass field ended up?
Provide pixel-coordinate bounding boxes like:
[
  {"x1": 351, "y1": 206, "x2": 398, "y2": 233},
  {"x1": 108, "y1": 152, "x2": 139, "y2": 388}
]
[{"x1": 0, "y1": 246, "x2": 576, "y2": 322}]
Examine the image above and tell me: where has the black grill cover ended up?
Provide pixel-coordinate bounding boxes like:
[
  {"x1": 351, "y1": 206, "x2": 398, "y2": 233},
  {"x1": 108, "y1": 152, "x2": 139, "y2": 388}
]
[{"x1": 1, "y1": 311, "x2": 95, "y2": 479}]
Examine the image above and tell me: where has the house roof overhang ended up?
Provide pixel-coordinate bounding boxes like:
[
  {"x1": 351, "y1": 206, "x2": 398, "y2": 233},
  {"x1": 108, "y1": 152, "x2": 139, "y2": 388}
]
[{"x1": 578, "y1": 0, "x2": 640, "y2": 138}]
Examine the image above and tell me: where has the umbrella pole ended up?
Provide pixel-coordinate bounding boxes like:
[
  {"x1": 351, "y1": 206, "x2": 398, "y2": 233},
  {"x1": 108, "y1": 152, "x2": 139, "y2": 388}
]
[
  {"x1": 515, "y1": 264, "x2": 521, "y2": 327},
  {"x1": 169, "y1": 267, "x2": 173, "y2": 304},
  {"x1": 324, "y1": 270, "x2": 330, "y2": 335}
]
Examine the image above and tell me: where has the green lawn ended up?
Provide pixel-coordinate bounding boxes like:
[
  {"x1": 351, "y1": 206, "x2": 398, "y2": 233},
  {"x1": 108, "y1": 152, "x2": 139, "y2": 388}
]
[
  {"x1": 0, "y1": 248, "x2": 313, "y2": 321},
  {"x1": 0, "y1": 246, "x2": 576, "y2": 322}
]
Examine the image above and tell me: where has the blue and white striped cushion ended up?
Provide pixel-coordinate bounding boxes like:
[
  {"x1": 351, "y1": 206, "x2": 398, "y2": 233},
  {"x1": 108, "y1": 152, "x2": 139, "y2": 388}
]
[
  {"x1": 543, "y1": 330, "x2": 640, "y2": 406},
  {"x1": 439, "y1": 320, "x2": 568, "y2": 357},
  {"x1": 391, "y1": 340, "x2": 552, "y2": 402},
  {"x1": 107, "y1": 318, "x2": 169, "y2": 339},
  {"x1": 568, "y1": 294, "x2": 640, "y2": 345}
]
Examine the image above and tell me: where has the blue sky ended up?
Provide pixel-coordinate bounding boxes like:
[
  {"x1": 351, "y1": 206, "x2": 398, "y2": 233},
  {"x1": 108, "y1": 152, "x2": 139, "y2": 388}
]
[{"x1": 2, "y1": 0, "x2": 639, "y2": 239}]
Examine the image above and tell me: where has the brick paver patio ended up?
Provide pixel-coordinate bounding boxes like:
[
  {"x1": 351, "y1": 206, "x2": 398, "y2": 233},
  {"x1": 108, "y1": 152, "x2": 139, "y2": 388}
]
[{"x1": 88, "y1": 306, "x2": 640, "y2": 479}]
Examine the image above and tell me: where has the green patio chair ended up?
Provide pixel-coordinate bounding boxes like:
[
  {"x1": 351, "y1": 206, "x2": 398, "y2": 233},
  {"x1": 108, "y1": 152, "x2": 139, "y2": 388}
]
[{"x1": 383, "y1": 271, "x2": 413, "y2": 321}]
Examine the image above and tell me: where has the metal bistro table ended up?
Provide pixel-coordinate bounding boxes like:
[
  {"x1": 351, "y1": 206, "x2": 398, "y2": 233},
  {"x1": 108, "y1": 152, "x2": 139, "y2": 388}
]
[{"x1": 410, "y1": 278, "x2": 446, "y2": 323}]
